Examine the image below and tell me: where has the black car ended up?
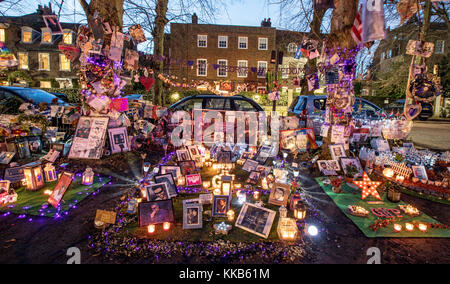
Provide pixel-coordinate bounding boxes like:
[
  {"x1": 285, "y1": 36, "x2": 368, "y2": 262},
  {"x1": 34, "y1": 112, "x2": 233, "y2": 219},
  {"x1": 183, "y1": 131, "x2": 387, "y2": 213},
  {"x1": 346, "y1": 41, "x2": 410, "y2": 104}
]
[
  {"x1": 169, "y1": 94, "x2": 264, "y2": 112},
  {"x1": 0, "y1": 86, "x2": 66, "y2": 106},
  {"x1": 385, "y1": 99, "x2": 433, "y2": 121},
  {"x1": 50, "y1": 92, "x2": 69, "y2": 103}
]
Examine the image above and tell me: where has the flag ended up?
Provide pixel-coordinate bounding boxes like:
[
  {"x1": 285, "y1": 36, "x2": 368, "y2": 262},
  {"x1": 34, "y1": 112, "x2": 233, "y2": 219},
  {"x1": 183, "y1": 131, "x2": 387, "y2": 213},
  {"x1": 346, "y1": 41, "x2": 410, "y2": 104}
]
[
  {"x1": 351, "y1": 7, "x2": 363, "y2": 44},
  {"x1": 294, "y1": 45, "x2": 302, "y2": 59},
  {"x1": 362, "y1": 0, "x2": 386, "y2": 43}
]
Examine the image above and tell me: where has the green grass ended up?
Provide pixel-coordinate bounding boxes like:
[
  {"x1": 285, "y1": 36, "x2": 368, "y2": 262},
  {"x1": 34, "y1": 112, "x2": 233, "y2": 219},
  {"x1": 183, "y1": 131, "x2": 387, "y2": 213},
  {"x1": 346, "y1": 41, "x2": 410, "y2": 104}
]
[{"x1": 0, "y1": 176, "x2": 110, "y2": 217}]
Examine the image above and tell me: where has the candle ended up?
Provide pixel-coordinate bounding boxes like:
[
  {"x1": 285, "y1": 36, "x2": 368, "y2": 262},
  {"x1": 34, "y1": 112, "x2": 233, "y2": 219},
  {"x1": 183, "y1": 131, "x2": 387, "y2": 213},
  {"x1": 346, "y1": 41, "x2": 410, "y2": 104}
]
[
  {"x1": 253, "y1": 191, "x2": 261, "y2": 200},
  {"x1": 163, "y1": 222, "x2": 171, "y2": 231},
  {"x1": 405, "y1": 223, "x2": 414, "y2": 231},
  {"x1": 418, "y1": 223, "x2": 428, "y2": 232},
  {"x1": 148, "y1": 225, "x2": 155, "y2": 234},
  {"x1": 227, "y1": 210, "x2": 235, "y2": 221},
  {"x1": 393, "y1": 224, "x2": 402, "y2": 232}
]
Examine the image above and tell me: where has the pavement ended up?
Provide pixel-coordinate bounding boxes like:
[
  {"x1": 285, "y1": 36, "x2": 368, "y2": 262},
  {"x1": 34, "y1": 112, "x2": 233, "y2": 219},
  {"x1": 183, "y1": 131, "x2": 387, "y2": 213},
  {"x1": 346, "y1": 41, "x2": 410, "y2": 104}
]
[{"x1": 409, "y1": 120, "x2": 450, "y2": 151}]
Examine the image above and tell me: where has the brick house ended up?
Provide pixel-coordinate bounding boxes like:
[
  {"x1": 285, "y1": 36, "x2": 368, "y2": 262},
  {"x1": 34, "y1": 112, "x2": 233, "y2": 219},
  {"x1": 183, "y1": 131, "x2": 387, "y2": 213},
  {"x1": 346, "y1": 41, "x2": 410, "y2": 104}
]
[{"x1": 0, "y1": 3, "x2": 79, "y2": 88}]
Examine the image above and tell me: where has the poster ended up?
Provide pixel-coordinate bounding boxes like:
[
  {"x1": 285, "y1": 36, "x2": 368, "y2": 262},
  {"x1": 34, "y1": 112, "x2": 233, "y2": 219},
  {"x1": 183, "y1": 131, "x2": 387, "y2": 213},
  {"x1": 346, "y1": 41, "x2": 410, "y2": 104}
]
[
  {"x1": 108, "y1": 127, "x2": 130, "y2": 154},
  {"x1": 68, "y1": 116, "x2": 109, "y2": 160}
]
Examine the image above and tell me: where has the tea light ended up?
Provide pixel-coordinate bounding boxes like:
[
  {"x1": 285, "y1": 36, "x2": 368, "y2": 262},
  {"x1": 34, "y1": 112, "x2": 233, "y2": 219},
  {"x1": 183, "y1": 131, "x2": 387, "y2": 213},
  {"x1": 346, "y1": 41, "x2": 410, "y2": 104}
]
[
  {"x1": 43, "y1": 190, "x2": 53, "y2": 196},
  {"x1": 227, "y1": 209, "x2": 235, "y2": 221},
  {"x1": 253, "y1": 190, "x2": 261, "y2": 200},
  {"x1": 202, "y1": 181, "x2": 211, "y2": 189},
  {"x1": 234, "y1": 183, "x2": 242, "y2": 189},
  {"x1": 177, "y1": 176, "x2": 185, "y2": 186},
  {"x1": 396, "y1": 175, "x2": 405, "y2": 183},
  {"x1": 163, "y1": 222, "x2": 171, "y2": 231},
  {"x1": 261, "y1": 177, "x2": 269, "y2": 190},
  {"x1": 393, "y1": 224, "x2": 402, "y2": 232},
  {"x1": 383, "y1": 168, "x2": 394, "y2": 178},
  {"x1": 418, "y1": 223, "x2": 428, "y2": 232},
  {"x1": 213, "y1": 188, "x2": 221, "y2": 195},
  {"x1": 405, "y1": 223, "x2": 414, "y2": 231},
  {"x1": 148, "y1": 225, "x2": 156, "y2": 234}
]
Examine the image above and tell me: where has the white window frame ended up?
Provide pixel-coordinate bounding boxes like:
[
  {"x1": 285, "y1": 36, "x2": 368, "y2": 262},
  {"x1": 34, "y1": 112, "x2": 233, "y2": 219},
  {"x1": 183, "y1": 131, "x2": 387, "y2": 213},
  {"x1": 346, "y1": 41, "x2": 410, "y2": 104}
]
[
  {"x1": 41, "y1": 27, "x2": 52, "y2": 44},
  {"x1": 59, "y1": 54, "x2": 71, "y2": 71},
  {"x1": 217, "y1": 59, "x2": 228, "y2": 77},
  {"x1": 257, "y1": 61, "x2": 267, "y2": 78},
  {"x1": 218, "y1": 35, "x2": 228, "y2": 48},
  {"x1": 197, "y1": 35, "x2": 207, "y2": 48},
  {"x1": 0, "y1": 28, "x2": 5, "y2": 42},
  {"x1": 258, "y1": 37, "x2": 268, "y2": 50},
  {"x1": 62, "y1": 30, "x2": 73, "y2": 45},
  {"x1": 18, "y1": 52, "x2": 29, "y2": 70},
  {"x1": 38, "y1": 53, "x2": 50, "y2": 71},
  {"x1": 238, "y1": 37, "x2": 248, "y2": 49},
  {"x1": 237, "y1": 60, "x2": 248, "y2": 78},
  {"x1": 435, "y1": 40, "x2": 445, "y2": 54},
  {"x1": 197, "y1": 59, "x2": 207, "y2": 77},
  {"x1": 21, "y1": 27, "x2": 33, "y2": 43}
]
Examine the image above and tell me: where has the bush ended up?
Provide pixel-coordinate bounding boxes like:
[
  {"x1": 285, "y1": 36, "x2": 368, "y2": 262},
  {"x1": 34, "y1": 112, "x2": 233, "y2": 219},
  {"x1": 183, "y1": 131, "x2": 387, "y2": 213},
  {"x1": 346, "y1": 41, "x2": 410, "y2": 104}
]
[{"x1": 47, "y1": 88, "x2": 82, "y2": 104}]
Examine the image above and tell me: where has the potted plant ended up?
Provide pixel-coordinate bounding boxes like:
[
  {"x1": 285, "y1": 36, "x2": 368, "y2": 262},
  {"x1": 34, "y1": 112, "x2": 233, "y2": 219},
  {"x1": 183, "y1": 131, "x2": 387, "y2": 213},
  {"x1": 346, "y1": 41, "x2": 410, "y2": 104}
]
[{"x1": 345, "y1": 165, "x2": 358, "y2": 182}]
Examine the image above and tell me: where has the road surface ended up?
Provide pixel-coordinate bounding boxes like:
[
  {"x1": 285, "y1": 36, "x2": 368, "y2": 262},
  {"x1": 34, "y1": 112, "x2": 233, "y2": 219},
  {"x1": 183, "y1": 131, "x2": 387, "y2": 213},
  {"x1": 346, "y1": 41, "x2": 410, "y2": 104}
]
[{"x1": 409, "y1": 120, "x2": 450, "y2": 151}]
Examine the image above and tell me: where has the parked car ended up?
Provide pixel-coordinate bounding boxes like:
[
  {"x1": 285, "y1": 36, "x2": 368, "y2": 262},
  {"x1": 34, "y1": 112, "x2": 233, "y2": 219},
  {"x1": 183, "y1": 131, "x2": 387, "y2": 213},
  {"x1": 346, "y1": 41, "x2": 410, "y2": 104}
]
[
  {"x1": 0, "y1": 86, "x2": 67, "y2": 106},
  {"x1": 288, "y1": 95, "x2": 385, "y2": 135},
  {"x1": 385, "y1": 99, "x2": 433, "y2": 121},
  {"x1": 169, "y1": 94, "x2": 264, "y2": 113},
  {"x1": 125, "y1": 94, "x2": 144, "y2": 101}
]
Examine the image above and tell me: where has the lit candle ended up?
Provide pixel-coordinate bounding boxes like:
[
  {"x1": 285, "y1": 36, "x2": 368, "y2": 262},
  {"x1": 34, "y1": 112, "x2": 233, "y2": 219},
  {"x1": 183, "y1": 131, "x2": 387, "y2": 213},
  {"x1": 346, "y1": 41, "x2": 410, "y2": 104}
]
[
  {"x1": 405, "y1": 223, "x2": 414, "y2": 231},
  {"x1": 253, "y1": 191, "x2": 260, "y2": 200},
  {"x1": 393, "y1": 224, "x2": 402, "y2": 232},
  {"x1": 418, "y1": 223, "x2": 428, "y2": 232},
  {"x1": 163, "y1": 222, "x2": 171, "y2": 231},
  {"x1": 227, "y1": 210, "x2": 235, "y2": 221},
  {"x1": 148, "y1": 225, "x2": 155, "y2": 234}
]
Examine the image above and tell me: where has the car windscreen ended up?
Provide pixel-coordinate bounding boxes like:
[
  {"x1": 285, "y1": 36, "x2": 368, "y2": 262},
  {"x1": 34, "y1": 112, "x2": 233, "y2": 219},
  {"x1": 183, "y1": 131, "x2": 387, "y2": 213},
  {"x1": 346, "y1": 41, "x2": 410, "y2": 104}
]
[{"x1": 11, "y1": 89, "x2": 60, "y2": 104}]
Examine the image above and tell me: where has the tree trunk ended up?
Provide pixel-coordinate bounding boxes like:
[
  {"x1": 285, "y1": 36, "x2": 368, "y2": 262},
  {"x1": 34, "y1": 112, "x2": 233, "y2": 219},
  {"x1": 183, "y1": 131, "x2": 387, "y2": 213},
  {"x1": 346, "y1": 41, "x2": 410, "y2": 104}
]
[
  {"x1": 153, "y1": 0, "x2": 169, "y2": 106},
  {"x1": 328, "y1": 0, "x2": 359, "y2": 50},
  {"x1": 79, "y1": 0, "x2": 124, "y2": 29}
]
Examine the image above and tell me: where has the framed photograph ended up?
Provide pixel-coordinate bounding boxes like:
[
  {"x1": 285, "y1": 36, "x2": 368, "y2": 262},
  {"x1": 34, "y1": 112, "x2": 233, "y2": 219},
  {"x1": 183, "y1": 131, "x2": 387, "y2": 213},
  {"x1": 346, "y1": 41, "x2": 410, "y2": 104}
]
[
  {"x1": 247, "y1": 171, "x2": 261, "y2": 185},
  {"x1": 0, "y1": 180, "x2": 11, "y2": 193},
  {"x1": 273, "y1": 169, "x2": 288, "y2": 182},
  {"x1": 69, "y1": 116, "x2": 109, "y2": 160},
  {"x1": 268, "y1": 182, "x2": 291, "y2": 206},
  {"x1": 186, "y1": 174, "x2": 202, "y2": 187},
  {"x1": 145, "y1": 183, "x2": 171, "y2": 201},
  {"x1": 154, "y1": 174, "x2": 178, "y2": 198},
  {"x1": 242, "y1": 159, "x2": 259, "y2": 172},
  {"x1": 0, "y1": 152, "x2": 15, "y2": 165},
  {"x1": 51, "y1": 143, "x2": 65, "y2": 153},
  {"x1": 48, "y1": 172, "x2": 74, "y2": 208},
  {"x1": 159, "y1": 165, "x2": 181, "y2": 178},
  {"x1": 108, "y1": 127, "x2": 129, "y2": 154},
  {"x1": 15, "y1": 137, "x2": 30, "y2": 159},
  {"x1": 3, "y1": 166, "x2": 25, "y2": 183},
  {"x1": 329, "y1": 144, "x2": 346, "y2": 161},
  {"x1": 327, "y1": 160, "x2": 341, "y2": 171},
  {"x1": 183, "y1": 203, "x2": 203, "y2": 229},
  {"x1": 212, "y1": 195, "x2": 230, "y2": 217},
  {"x1": 27, "y1": 136, "x2": 42, "y2": 155},
  {"x1": 42, "y1": 149, "x2": 60, "y2": 163},
  {"x1": 256, "y1": 165, "x2": 272, "y2": 177},
  {"x1": 216, "y1": 151, "x2": 232, "y2": 163},
  {"x1": 412, "y1": 165, "x2": 428, "y2": 180},
  {"x1": 138, "y1": 200, "x2": 174, "y2": 227},
  {"x1": 178, "y1": 160, "x2": 197, "y2": 176},
  {"x1": 176, "y1": 149, "x2": 191, "y2": 162},
  {"x1": 340, "y1": 158, "x2": 364, "y2": 178},
  {"x1": 240, "y1": 151, "x2": 253, "y2": 160},
  {"x1": 317, "y1": 160, "x2": 331, "y2": 172},
  {"x1": 255, "y1": 145, "x2": 272, "y2": 164},
  {"x1": 187, "y1": 146, "x2": 201, "y2": 159},
  {"x1": 235, "y1": 203, "x2": 276, "y2": 239}
]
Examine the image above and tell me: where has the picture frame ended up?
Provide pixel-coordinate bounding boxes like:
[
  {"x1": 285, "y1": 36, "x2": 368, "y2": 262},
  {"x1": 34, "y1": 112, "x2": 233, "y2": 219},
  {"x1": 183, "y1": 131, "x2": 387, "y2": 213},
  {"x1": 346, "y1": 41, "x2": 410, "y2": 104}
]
[
  {"x1": 240, "y1": 151, "x2": 253, "y2": 160},
  {"x1": 3, "y1": 166, "x2": 25, "y2": 183},
  {"x1": 327, "y1": 160, "x2": 341, "y2": 171},
  {"x1": 329, "y1": 144, "x2": 346, "y2": 161},
  {"x1": 15, "y1": 137, "x2": 31, "y2": 159},
  {"x1": 255, "y1": 145, "x2": 272, "y2": 164},
  {"x1": 69, "y1": 116, "x2": 109, "y2": 160},
  {"x1": 51, "y1": 143, "x2": 65, "y2": 153},
  {"x1": 108, "y1": 127, "x2": 130, "y2": 154},
  {"x1": 268, "y1": 182, "x2": 291, "y2": 206},
  {"x1": 138, "y1": 200, "x2": 174, "y2": 227},
  {"x1": 247, "y1": 171, "x2": 261, "y2": 185},
  {"x1": 183, "y1": 203, "x2": 203, "y2": 229},
  {"x1": 186, "y1": 174, "x2": 202, "y2": 187},
  {"x1": 27, "y1": 136, "x2": 42, "y2": 155},
  {"x1": 235, "y1": 202, "x2": 276, "y2": 239},
  {"x1": 256, "y1": 165, "x2": 272, "y2": 177},
  {"x1": 48, "y1": 172, "x2": 74, "y2": 208},
  {"x1": 216, "y1": 151, "x2": 232, "y2": 163},
  {"x1": 159, "y1": 165, "x2": 182, "y2": 178},
  {"x1": 176, "y1": 149, "x2": 191, "y2": 162},
  {"x1": 340, "y1": 157, "x2": 364, "y2": 178},
  {"x1": 154, "y1": 174, "x2": 178, "y2": 198},
  {"x1": 187, "y1": 146, "x2": 201, "y2": 159},
  {"x1": 145, "y1": 183, "x2": 171, "y2": 201},
  {"x1": 0, "y1": 180, "x2": 11, "y2": 193},
  {"x1": 178, "y1": 160, "x2": 197, "y2": 176},
  {"x1": 212, "y1": 195, "x2": 230, "y2": 217},
  {"x1": 242, "y1": 159, "x2": 259, "y2": 172},
  {"x1": 42, "y1": 149, "x2": 60, "y2": 163},
  {"x1": 412, "y1": 165, "x2": 428, "y2": 180},
  {"x1": 0, "y1": 152, "x2": 15, "y2": 165}
]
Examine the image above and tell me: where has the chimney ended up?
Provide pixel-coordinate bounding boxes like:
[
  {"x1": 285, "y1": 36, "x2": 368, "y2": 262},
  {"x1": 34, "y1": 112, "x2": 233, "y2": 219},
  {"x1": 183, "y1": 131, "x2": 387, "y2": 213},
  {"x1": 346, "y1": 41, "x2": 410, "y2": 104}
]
[{"x1": 192, "y1": 13, "x2": 198, "y2": 24}]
